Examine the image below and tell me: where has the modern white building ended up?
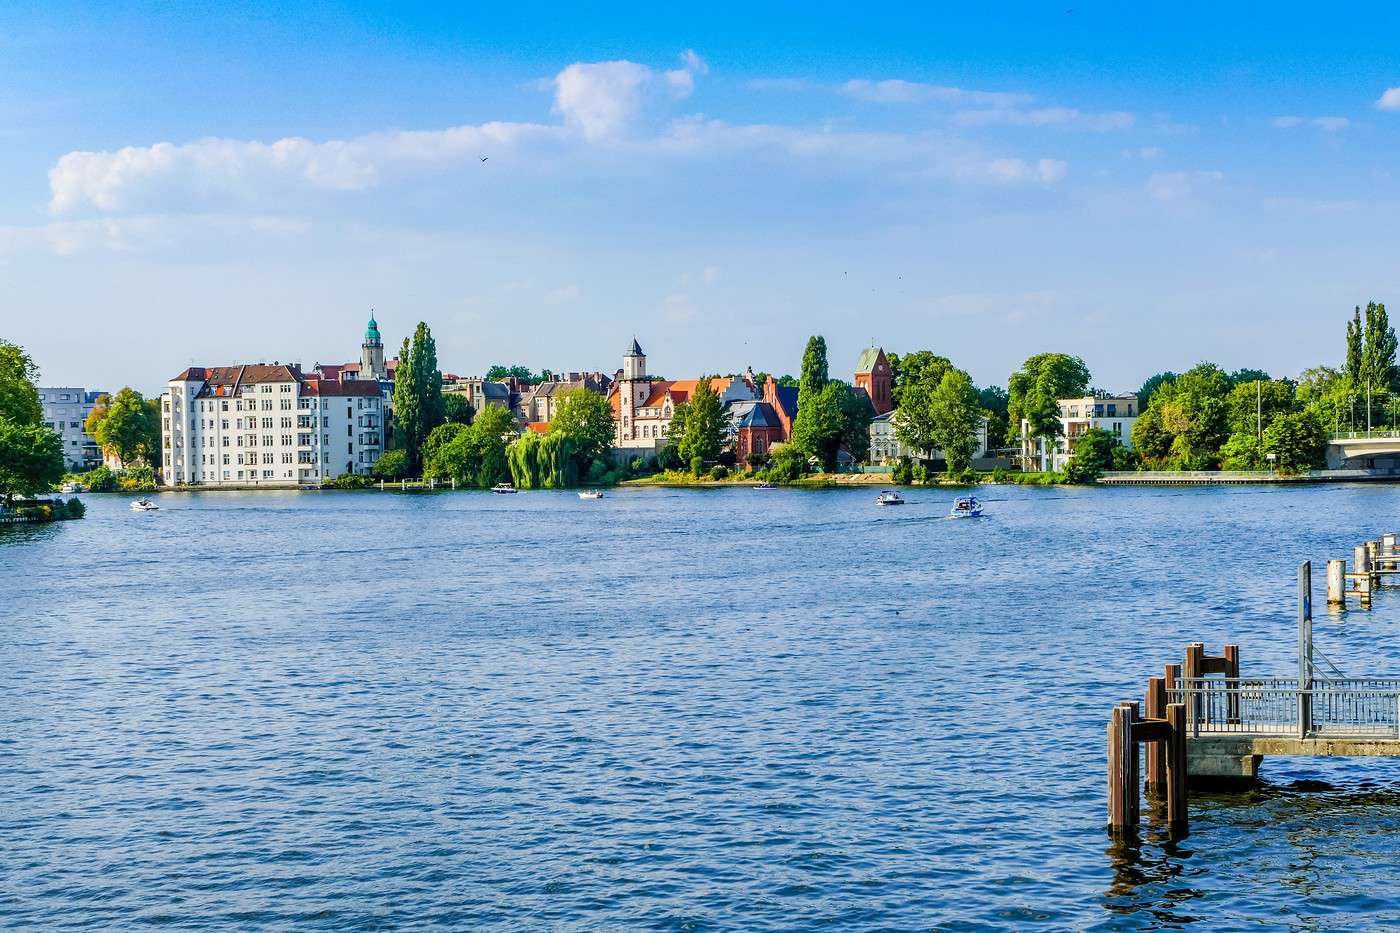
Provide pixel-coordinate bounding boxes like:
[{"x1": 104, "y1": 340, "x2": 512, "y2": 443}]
[
  {"x1": 161, "y1": 363, "x2": 384, "y2": 487},
  {"x1": 38, "y1": 387, "x2": 106, "y2": 471},
  {"x1": 868, "y1": 410, "x2": 989, "y2": 465},
  {"x1": 1020, "y1": 393, "x2": 1140, "y2": 471}
]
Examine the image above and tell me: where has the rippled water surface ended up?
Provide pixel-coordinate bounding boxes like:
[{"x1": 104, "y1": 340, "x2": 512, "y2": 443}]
[{"x1": 5, "y1": 484, "x2": 1400, "y2": 930}]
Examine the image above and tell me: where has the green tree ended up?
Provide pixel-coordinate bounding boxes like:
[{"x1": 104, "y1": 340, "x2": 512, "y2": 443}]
[
  {"x1": 889, "y1": 351, "x2": 954, "y2": 405},
  {"x1": 91, "y1": 387, "x2": 159, "y2": 467},
  {"x1": 0, "y1": 340, "x2": 42, "y2": 427},
  {"x1": 1228, "y1": 368, "x2": 1271, "y2": 386},
  {"x1": 1130, "y1": 406, "x2": 1173, "y2": 463},
  {"x1": 1137, "y1": 362, "x2": 1232, "y2": 468},
  {"x1": 83, "y1": 393, "x2": 110, "y2": 439},
  {"x1": 837, "y1": 381, "x2": 874, "y2": 464},
  {"x1": 775, "y1": 374, "x2": 799, "y2": 388},
  {"x1": 1064, "y1": 427, "x2": 1120, "y2": 484},
  {"x1": 678, "y1": 378, "x2": 726, "y2": 464},
  {"x1": 1262, "y1": 410, "x2": 1326, "y2": 473},
  {"x1": 1225, "y1": 379, "x2": 1297, "y2": 438},
  {"x1": 928, "y1": 369, "x2": 982, "y2": 473},
  {"x1": 1007, "y1": 353, "x2": 1091, "y2": 447},
  {"x1": 1136, "y1": 372, "x2": 1176, "y2": 413},
  {"x1": 1346, "y1": 307, "x2": 1364, "y2": 387},
  {"x1": 392, "y1": 322, "x2": 445, "y2": 472},
  {"x1": 549, "y1": 388, "x2": 615, "y2": 464},
  {"x1": 0, "y1": 420, "x2": 64, "y2": 504},
  {"x1": 486, "y1": 364, "x2": 534, "y2": 382},
  {"x1": 372, "y1": 448, "x2": 409, "y2": 479},
  {"x1": 1362, "y1": 301, "x2": 1398, "y2": 392},
  {"x1": 442, "y1": 392, "x2": 473, "y2": 425},
  {"x1": 797, "y1": 335, "x2": 829, "y2": 400},
  {"x1": 977, "y1": 385, "x2": 1010, "y2": 449}
]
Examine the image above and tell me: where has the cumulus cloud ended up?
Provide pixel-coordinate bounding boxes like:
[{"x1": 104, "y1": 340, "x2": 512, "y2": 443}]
[
  {"x1": 841, "y1": 79, "x2": 1029, "y2": 108},
  {"x1": 1376, "y1": 87, "x2": 1400, "y2": 111},
  {"x1": 553, "y1": 49, "x2": 706, "y2": 140},
  {"x1": 953, "y1": 107, "x2": 1134, "y2": 131},
  {"x1": 47, "y1": 53, "x2": 1076, "y2": 215}
]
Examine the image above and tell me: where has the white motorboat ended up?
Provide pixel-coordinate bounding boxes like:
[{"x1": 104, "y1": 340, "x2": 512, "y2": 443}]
[
  {"x1": 491, "y1": 483, "x2": 518, "y2": 494},
  {"x1": 950, "y1": 495, "x2": 983, "y2": 518},
  {"x1": 876, "y1": 490, "x2": 905, "y2": 506},
  {"x1": 60, "y1": 482, "x2": 82, "y2": 494},
  {"x1": 578, "y1": 490, "x2": 604, "y2": 499},
  {"x1": 130, "y1": 498, "x2": 159, "y2": 512},
  {"x1": 752, "y1": 482, "x2": 776, "y2": 490}
]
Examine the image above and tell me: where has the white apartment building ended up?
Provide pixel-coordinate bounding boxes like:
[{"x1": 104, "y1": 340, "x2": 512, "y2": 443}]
[
  {"x1": 162, "y1": 363, "x2": 384, "y2": 487},
  {"x1": 1021, "y1": 393, "x2": 1139, "y2": 471},
  {"x1": 39, "y1": 387, "x2": 106, "y2": 471},
  {"x1": 869, "y1": 410, "x2": 989, "y2": 465}
]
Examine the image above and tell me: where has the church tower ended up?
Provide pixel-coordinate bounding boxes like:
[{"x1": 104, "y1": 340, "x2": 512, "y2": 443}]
[
  {"x1": 362, "y1": 312, "x2": 386, "y2": 380},
  {"x1": 619, "y1": 338, "x2": 649, "y2": 441},
  {"x1": 854, "y1": 347, "x2": 893, "y2": 414}
]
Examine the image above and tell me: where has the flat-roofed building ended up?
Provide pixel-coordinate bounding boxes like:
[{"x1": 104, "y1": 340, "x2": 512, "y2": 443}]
[
  {"x1": 1020, "y1": 392, "x2": 1140, "y2": 471},
  {"x1": 38, "y1": 387, "x2": 106, "y2": 471}
]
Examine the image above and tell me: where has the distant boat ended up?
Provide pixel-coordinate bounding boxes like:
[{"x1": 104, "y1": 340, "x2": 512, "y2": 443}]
[
  {"x1": 130, "y1": 498, "x2": 159, "y2": 512},
  {"x1": 491, "y1": 483, "x2": 518, "y2": 494},
  {"x1": 876, "y1": 490, "x2": 905, "y2": 506},
  {"x1": 578, "y1": 490, "x2": 604, "y2": 499},
  {"x1": 752, "y1": 482, "x2": 776, "y2": 490},
  {"x1": 950, "y1": 495, "x2": 983, "y2": 518},
  {"x1": 60, "y1": 482, "x2": 82, "y2": 493}
]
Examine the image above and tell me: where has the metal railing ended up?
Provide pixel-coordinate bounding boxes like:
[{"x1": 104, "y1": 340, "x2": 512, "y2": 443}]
[
  {"x1": 1330, "y1": 430, "x2": 1400, "y2": 440},
  {"x1": 1169, "y1": 678, "x2": 1400, "y2": 739}
]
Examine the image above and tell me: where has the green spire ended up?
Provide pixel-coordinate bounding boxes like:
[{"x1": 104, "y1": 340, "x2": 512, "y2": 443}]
[{"x1": 365, "y1": 312, "x2": 381, "y2": 343}]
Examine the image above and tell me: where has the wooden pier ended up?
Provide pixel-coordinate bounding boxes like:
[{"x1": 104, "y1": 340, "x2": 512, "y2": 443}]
[{"x1": 1108, "y1": 557, "x2": 1400, "y2": 836}]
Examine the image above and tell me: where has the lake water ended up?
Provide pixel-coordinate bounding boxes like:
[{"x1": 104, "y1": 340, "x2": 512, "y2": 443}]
[{"x1": 4, "y1": 484, "x2": 1400, "y2": 930}]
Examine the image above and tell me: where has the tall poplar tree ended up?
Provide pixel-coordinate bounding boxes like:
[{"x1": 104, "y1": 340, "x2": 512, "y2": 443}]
[
  {"x1": 1345, "y1": 306, "x2": 1364, "y2": 387},
  {"x1": 392, "y1": 322, "x2": 445, "y2": 472},
  {"x1": 1363, "y1": 301, "x2": 1398, "y2": 392}
]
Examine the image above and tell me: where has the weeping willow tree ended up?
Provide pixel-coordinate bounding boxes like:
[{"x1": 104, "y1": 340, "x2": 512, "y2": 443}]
[{"x1": 507, "y1": 432, "x2": 579, "y2": 488}]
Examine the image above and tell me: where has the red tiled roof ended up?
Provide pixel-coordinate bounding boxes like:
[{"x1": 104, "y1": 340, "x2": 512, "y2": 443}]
[
  {"x1": 302, "y1": 381, "x2": 382, "y2": 397},
  {"x1": 526, "y1": 421, "x2": 549, "y2": 434}
]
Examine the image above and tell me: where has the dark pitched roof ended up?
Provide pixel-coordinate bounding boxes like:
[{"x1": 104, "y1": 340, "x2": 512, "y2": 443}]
[
  {"x1": 731, "y1": 401, "x2": 781, "y2": 429},
  {"x1": 627, "y1": 338, "x2": 644, "y2": 357},
  {"x1": 773, "y1": 385, "x2": 799, "y2": 420}
]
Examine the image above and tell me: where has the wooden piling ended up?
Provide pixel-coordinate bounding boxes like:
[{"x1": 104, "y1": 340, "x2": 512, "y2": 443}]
[
  {"x1": 1368, "y1": 540, "x2": 1381, "y2": 586},
  {"x1": 1354, "y1": 544, "x2": 1372, "y2": 607},
  {"x1": 1183, "y1": 643, "x2": 1204, "y2": 731},
  {"x1": 1165, "y1": 702, "x2": 1188, "y2": 834},
  {"x1": 1145, "y1": 677, "x2": 1167, "y2": 793},
  {"x1": 1108, "y1": 704, "x2": 1132, "y2": 833},
  {"x1": 1327, "y1": 558, "x2": 1346, "y2": 607},
  {"x1": 1224, "y1": 644, "x2": 1240, "y2": 723},
  {"x1": 1384, "y1": 532, "x2": 1396, "y2": 557}
]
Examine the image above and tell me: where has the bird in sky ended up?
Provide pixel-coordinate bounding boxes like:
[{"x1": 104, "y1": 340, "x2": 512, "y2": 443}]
[{"x1": 480, "y1": 157, "x2": 489, "y2": 162}]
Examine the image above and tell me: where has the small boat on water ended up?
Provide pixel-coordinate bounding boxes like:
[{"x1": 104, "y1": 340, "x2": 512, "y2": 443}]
[
  {"x1": 130, "y1": 498, "x2": 159, "y2": 512},
  {"x1": 876, "y1": 490, "x2": 905, "y2": 506},
  {"x1": 950, "y1": 495, "x2": 983, "y2": 518},
  {"x1": 60, "y1": 482, "x2": 82, "y2": 494},
  {"x1": 752, "y1": 482, "x2": 776, "y2": 490},
  {"x1": 578, "y1": 490, "x2": 604, "y2": 499},
  {"x1": 490, "y1": 483, "x2": 518, "y2": 494}
]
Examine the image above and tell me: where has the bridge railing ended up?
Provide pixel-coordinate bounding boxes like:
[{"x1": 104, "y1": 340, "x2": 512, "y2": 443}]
[
  {"x1": 1169, "y1": 678, "x2": 1400, "y2": 739},
  {"x1": 1330, "y1": 430, "x2": 1400, "y2": 440}
]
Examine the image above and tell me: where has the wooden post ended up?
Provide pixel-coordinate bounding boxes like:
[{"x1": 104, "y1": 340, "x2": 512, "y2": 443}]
[
  {"x1": 1327, "y1": 558, "x2": 1346, "y2": 607},
  {"x1": 1224, "y1": 644, "x2": 1240, "y2": 724},
  {"x1": 1384, "y1": 532, "x2": 1396, "y2": 557},
  {"x1": 1184, "y1": 643, "x2": 1204, "y2": 735},
  {"x1": 1107, "y1": 704, "x2": 1136, "y2": 833},
  {"x1": 1165, "y1": 702, "x2": 1189, "y2": 834},
  {"x1": 1145, "y1": 677, "x2": 1166, "y2": 793},
  {"x1": 1299, "y1": 560, "x2": 1312, "y2": 739},
  {"x1": 1368, "y1": 540, "x2": 1381, "y2": 586}
]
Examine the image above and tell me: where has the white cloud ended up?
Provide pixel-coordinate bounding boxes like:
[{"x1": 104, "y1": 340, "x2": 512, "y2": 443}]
[
  {"x1": 1147, "y1": 170, "x2": 1223, "y2": 202},
  {"x1": 1376, "y1": 87, "x2": 1400, "y2": 111},
  {"x1": 840, "y1": 79, "x2": 1029, "y2": 108},
  {"x1": 953, "y1": 107, "x2": 1134, "y2": 131},
  {"x1": 553, "y1": 50, "x2": 707, "y2": 140},
  {"x1": 1272, "y1": 115, "x2": 1349, "y2": 131},
  {"x1": 1122, "y1": 146, "x2": 1164, "y2": 160}
]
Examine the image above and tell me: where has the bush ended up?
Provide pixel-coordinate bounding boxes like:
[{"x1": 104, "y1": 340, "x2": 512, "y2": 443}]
[
  {"x1": 330, "y1": 472, "x2": 376, "y2": 489},
  {"x1": 82, "y1": 465, "x2": 117, "y2": 492},
  {"x1": 116, "y1": 465, "x2": 156, "y2": 492},
  {"x1": 892, "y1": 457, "x2": 913, "y2": 485},
  {"x1": 373, "y1": 449, "x2": 410, "y2": 479},
  {"x1": 690, "y1": 456, "x2": 704, "y2": 477},
  {"x1": 657, "y1": 444, "x2": 681, "y2": 471},
  {"x1": 710, "y1": 465, "x2": 730, "y2": 480},
  {"x1": 911, "y1": 463, "x2": 929, "y2": 485},
  {"x1": 64, "y1": 497, "x2": 86, "y2": 519},
  {"x1": 957, "y1": 466, "x2": 980, "y2": 485},
  {"x1": 767, "y1": 447, "x2": 807, "y2": 484},
  {"x1": 717, "y1": 450, "x2": 737, "y2": 468},
  {"x1": 746, "y1": 451, "x2": 769, "y2": 468},
  {"x1": 990, "y1": 466, "x2": 1009, "y2": 484}
]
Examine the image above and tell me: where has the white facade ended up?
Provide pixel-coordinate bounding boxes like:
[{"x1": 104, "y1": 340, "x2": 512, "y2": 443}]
[
  {"x1": 869, "y1": 410, "x2": 989, "y2": 464},
  {"x1": 39, "y1": 387, "x2": 105, "y2": 471},
  {"x1": 162, "y1": 364, "x2": 384, "y2": 487},
  {"x1": 1021, "y1": 394, "x2": 1139, "y2": 471}
]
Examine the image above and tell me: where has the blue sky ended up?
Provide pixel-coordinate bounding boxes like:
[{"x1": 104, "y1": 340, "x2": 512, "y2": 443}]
[{"x1": 5, "y1": 1, "x2": 1400, "y2": 394}]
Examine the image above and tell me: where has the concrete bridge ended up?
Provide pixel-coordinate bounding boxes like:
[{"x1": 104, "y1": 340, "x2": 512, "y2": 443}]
[{"x1": 1327, "y1": 431, "x2": 1400, "y2": 470}]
